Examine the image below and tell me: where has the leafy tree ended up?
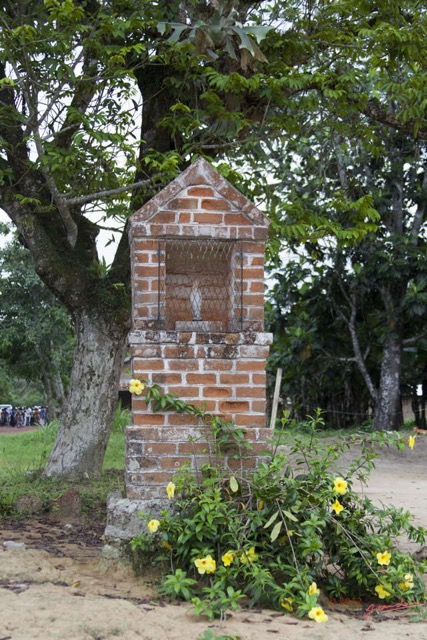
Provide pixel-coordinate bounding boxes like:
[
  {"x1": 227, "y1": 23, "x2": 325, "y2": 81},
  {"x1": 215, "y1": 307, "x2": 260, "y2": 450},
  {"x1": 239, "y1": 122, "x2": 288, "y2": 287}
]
[
  {"x1": 0, "y1": 238, "x2": 74, "y2": 414},
  {"x1": 1, "y1": 0, "x2": 426, "y2": 478},
  {"x1": 0, "y1": 0, "x2": 287, "y2": 477},
  {"x1": 267, "y1": 118, "x2": 427, "y2": 432}
]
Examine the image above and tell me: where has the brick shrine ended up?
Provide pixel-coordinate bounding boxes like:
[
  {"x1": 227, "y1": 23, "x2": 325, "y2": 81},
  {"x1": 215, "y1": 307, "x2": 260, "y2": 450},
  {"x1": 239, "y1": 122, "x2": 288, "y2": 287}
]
[{"x1": 125, "y1": 158, "x2": 273, "y2": 502}]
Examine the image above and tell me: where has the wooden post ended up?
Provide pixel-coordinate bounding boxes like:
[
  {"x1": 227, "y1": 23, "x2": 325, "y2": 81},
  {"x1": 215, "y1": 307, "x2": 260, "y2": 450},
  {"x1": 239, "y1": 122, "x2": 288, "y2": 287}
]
[{"x1": 269, "y1": 367, "x2": 282, "y2": 429}]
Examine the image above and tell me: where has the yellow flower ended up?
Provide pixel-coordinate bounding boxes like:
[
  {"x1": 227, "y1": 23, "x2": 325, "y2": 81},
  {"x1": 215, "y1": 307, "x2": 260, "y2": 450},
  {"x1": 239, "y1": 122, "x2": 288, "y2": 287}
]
[
  {"x1": 331, "y1": 499, "x2": 344, "y2": 515},
  {"x1": 129, "y1": 379, "x2": 144, "y2": 395},
  {"x1": 399, "y1": 573, "x2": 414, "y2": 591},
  {"x1": 222, "y1": 551, "x2": 235, "y2": 567},
  {"x1": 408, "y1": 435, "x2": 416, "y2": 450},
  {"x1": 166, "y1": 481, "x2": 176, "y2": 499},
  {"x1": 162, "y1": 540, "x2": 173, "y2": 552},
  {"x1": 308, "y1": 606, "x2": 328, "y2": 623},
  {"x1": 147, "y1": 519, "x2": 160, "y2": 534},
  {"x1": 194, "y1": 555, "x2": 216, "y2": 575},
  {"x1": 308, "y1": 581, "x2": 320, "y2": 596},
  {"x1": 280, "y1": 597, "x2": 294, "y2": 612},
  {"x1": 333, "y1": 477, "x2": 348, "y2": 495},
  {"x1": 376, "y1": 551, "x2": 391, "y2": 566},
  {"x1": 375, "y1": 583, "x2": 392, "y2": 599},
  {"x1": 240, "y1": 546, "x2": 258, "y2": 564}
]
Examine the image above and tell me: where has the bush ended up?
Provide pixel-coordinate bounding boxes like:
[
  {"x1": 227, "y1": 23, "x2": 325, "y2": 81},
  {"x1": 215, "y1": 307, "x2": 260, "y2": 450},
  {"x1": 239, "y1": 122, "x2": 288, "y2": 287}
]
[{"x1": 129, "y1": 394, "x2": 427, "y2": 623}]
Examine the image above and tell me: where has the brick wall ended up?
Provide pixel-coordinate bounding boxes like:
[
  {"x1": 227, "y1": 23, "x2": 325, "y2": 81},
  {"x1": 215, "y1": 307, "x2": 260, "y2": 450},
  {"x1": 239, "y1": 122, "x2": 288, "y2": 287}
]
[{"x1": 127, "y1": 158, "x2": 272, "y2": 501}]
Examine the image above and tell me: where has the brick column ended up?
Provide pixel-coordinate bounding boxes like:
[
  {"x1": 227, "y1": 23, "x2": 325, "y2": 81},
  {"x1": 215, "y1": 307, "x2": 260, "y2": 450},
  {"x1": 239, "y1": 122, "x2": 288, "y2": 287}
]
[{"x1": 126, "y1": 331, "x2": 272, "y2": 500}]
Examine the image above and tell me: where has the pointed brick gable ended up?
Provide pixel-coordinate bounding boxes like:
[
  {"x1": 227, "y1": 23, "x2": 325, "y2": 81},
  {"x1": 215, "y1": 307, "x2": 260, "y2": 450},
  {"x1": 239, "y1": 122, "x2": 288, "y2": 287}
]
[{"x1": 129, "y1": 157, "x2": 269, "y2": 241}]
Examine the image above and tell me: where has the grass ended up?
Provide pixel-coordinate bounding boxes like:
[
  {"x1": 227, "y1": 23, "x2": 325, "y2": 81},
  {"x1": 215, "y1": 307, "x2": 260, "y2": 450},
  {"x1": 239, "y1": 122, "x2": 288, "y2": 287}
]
[
  {"x1": 0, "y1": 407, "x2": 128, "y2": 521},
  {"x1": 0, "y1": 408, "x2": 127, "y2": 479}
]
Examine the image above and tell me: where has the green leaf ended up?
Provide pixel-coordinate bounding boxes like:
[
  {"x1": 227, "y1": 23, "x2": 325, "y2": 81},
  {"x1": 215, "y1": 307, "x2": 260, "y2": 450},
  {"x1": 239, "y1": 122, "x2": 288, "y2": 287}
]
[
  {"x1": 229, "y1": 475, "x2": 239, "y2": 492},
  {"x1": 283, "y1": 510, "x2": 298, "y2": 522},
  {"x1": 264, "y1": 510, "x2": 279, "y2": 529},
  {"x1": 270, "y1": 520, "x2": 283, "y2": 542}
]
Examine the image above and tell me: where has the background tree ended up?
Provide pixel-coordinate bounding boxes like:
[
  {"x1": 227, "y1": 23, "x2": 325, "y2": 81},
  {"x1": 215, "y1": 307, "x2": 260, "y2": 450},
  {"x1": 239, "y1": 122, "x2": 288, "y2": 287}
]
[
  {"x1": 0, "y1": 237, "x2": 74, "y2": 414},
  {"x1": 1, "y1": 0, "x2": 426, "y2": 478},
  {"x1": 264, "y1": 3, "x2": 427, "y2": 430}
]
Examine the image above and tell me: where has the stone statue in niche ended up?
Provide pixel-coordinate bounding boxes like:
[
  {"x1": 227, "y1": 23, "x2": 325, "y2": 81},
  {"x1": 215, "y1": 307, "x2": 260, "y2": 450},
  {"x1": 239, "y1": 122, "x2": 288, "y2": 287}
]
[{"x1": 190, "y1": 280, "x2": 202, "y2": 321}]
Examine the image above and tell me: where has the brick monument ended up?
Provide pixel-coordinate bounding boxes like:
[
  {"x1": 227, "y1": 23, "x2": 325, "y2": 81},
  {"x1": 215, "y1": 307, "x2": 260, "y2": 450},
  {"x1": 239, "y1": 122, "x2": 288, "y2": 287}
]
[{"x1": 105, "y1": 158, "x2": 272, "y2": 539}]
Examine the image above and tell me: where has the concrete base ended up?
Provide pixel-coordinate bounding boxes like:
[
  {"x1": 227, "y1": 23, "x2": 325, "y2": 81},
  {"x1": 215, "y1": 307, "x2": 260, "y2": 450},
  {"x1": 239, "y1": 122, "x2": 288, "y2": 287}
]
[{"x1": 104, "y1": 493, "x2": 174, "y2": 543}]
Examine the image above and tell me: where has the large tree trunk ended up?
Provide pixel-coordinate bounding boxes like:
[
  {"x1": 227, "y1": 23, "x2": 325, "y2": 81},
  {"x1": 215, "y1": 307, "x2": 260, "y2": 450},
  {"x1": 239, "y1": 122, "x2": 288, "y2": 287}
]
[
  {"x1": 43, "y1": 310, "x2": 128, "y2": 478},
  {"x1": 373, "y1": 330, "x2": 402, "y2": 431}
]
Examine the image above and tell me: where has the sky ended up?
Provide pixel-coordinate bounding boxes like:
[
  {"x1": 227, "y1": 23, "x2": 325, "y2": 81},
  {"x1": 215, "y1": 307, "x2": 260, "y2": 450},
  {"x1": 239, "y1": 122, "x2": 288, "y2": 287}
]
[{"x1": 0, "y1": 207, "x2": 121, "y2": 265}]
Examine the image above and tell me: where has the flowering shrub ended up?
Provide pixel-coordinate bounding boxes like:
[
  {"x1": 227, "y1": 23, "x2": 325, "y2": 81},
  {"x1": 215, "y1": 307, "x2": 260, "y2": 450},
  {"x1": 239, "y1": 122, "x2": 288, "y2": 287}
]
[{"x1": 128, "y1": 381, "x2": 427, "y2": 622}]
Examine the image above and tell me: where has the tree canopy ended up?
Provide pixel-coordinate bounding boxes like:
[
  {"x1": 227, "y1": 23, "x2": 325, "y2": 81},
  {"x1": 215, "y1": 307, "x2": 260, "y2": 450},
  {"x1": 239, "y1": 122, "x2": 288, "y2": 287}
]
[{"x1": 0, "y1": 0, "x2": 426, "y2": 473}]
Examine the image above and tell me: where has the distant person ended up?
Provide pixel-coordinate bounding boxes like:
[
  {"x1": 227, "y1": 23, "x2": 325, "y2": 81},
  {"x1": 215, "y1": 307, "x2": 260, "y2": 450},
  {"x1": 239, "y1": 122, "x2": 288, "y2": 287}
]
[
  {"x1": 40, "y1": 406, "x2": 47, "y2": 426},
  {"x1": 24, "y1": 407, "x2": 32, "y2": 426},
  {"x1": 33, "y1": 407, "x2": 40, "y2": 425},
  {"x1": 16, "y1": 407, "x2": 24, "y2": 428}
]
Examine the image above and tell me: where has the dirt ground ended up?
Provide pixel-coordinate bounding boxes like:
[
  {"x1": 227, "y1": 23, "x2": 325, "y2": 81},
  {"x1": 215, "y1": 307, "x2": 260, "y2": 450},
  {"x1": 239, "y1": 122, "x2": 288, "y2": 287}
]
[{"x1": 1, "y1": 433, "x2": 427, "y2": 640}]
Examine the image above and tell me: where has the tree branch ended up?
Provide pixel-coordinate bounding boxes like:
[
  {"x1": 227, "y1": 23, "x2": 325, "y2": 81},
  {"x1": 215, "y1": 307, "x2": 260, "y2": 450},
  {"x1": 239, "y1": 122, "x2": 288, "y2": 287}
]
[{"x1": 64, "y1": 179, "x2": 152, "y2": 206}]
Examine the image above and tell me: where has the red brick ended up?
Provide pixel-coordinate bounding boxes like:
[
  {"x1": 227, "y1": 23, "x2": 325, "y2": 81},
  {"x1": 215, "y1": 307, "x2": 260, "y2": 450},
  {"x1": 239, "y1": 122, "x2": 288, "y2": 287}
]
[
  {"x1": 220, "y1": 401, "x2": 249, "y2": 413},
  {"x1": 238, "y1": 346, "x2": 269, "y2": 359},
  {"x1": 254, "y1": 227, "x2": 268, "y2": 240},
  {"x1": 235, "y1": 414, "x2": 266, "y2": 427},
  {"x1": 167, "y1": 414, "x2": 200, "y2": 426},
  {"x1": 144, "y1": 443, "x2": 177, "y2": 455},
  {"x1": 148, "y1": 279, "x2": 159, "y2": 291},
  {"x1": 131, "y1": 278, "x2": 150, "y2": 292},
  {"x1": 251, "y1": 400, "x2": 266, "y2": 413},
  {"x1": 134, "y1": 292, "x2": 158, "y2": 305},
  {"x1": 167, "y1": 197, "x2": 198, "y2": 210},
  {"x1": 252, "y1": 373, "x2": 266, "y2": 385},
  {"x1": 134, "y1": 359, "x2": 165, "y2": 372},
  {"x1": 133, "y1": 265, "x2": 159, "y2": 278},
  {"x1": 132, "y1": 414, "x2": 165, "y2": 426},
  {"x1": 202, "y1": 360, "x2": 234, "y2": 372},
  {"x1": 186, "y1": 373, "x2": 217, "y2": 385},
  {"x1": 187, "y1": 187, "x2": 214, "y2": 197},
  {"x1": 178, "y1": 442, "x2": 210, "y2": 454},
  {"x1": 138, "y1": 472, "x2": 176, "y2": 484},
  {"x1": 201, "y1": 198, "x2": 231, "y2": 211},
  {"x1": 191, "y1": 400, "x2": 217, "y2": 412},
  {"x1": 248, "y1": 281, "x2": 265, "y2": 293},
  {"x1": 194, "y1": 213, "x2": 223, "y2": 224},
  {"x1": 225, "y1": 213, "x2": 250, "y2": 225},
  {"x1": 243, "y1": 267, "x2": 264, "y2": 279},
  {"x1": 236, "y1": 360, "x2": 266, "y2": 372},
  {"x1": 245, "y1": 307, "x2": 264, "y2": 320},
  {"x1": 219, "y1": 373, "x2": 250, "y2": 385},
  {"x1": 152, "y1": 373, "x2": 183, "y2": 385},
  {"x1": 137, "y1": 456, "x2": 160, "y2": 470},
  {"x1": 204, "y1": 387, "x2": 231, "y2": 398},
  {"x1": 160, "y1": 456, "x2": 190, "y2": 470},
  {"x1": 168, "y1": 386, "x2": 200, "y2": 398},
  {"x1": 245, "y1": 292, "x2": 264, "y2": 308},
  {"x1": 178, "y1": 212, "x2": 192, "y2": 223},
  {"x1": 133, "y1": 239, "x2": 159, "y2": 252},
  {"x1": 163, "y1": 345, "x2": 196, "y2": 359},
  {"x1": 236, "y1": 386, "x2": 266, "y2": 398},
  {"x1": 151, "y1": 211, "x2": 177, "y2": 223},
  {"x1": 166, "y1": 359, "x2": 199, "y2": 371},
  {"x1": 131, "y1": 345, "x2": 161, "y2": 358}
]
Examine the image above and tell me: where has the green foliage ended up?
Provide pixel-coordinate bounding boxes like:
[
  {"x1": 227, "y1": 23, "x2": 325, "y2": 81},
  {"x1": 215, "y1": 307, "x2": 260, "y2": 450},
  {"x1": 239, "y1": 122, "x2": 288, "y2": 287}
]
[
  {"x1": 0, "y1": 238, "x2": 74, "y2": 407},
  {"x1": 130, "y1": 407, "x2": 426, "y2": 622}
]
